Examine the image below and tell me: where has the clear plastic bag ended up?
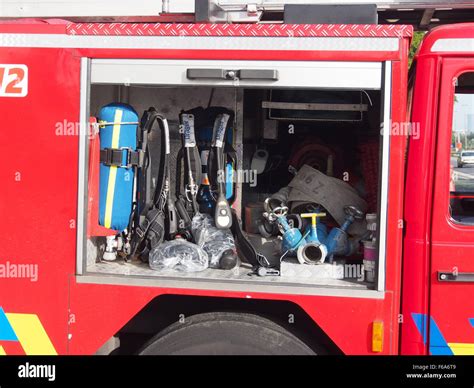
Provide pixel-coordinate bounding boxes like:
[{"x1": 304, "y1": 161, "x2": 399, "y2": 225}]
[
  {"x1": 191, "y1": 214, "x2": 236, "y2": 269},
  {"x1": 149, "y1": 239, "x2": 209, "y2": 272},
  {"x1": 201, "y1": 228, "x2": 236, "y2": 268},
  {"x1": 191, "y1": 213, "x2": 214, "y2": 245}
]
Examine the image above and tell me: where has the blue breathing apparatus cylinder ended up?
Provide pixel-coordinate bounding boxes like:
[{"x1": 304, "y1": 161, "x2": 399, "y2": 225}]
[{"x1": 98, "y1": 103, "x2": 139, "y2": 232}]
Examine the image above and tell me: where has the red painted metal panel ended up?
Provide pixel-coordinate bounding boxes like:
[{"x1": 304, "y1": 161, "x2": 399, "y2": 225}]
[
  {"x1": 400, "y1": 56, "x2": 441, "y2": 355},
  {"x1": 429, "y1": 58, "x2": 474, "y2": 348},
  {"x1": 402, "y1": 51, "x2": 474, "y2": 354},
  {"x1": 68, "y1": 281, "x2": 395, "y2": 355},
  {"x1": 0, "y1": 23, "x2": 412, "y2": 355},
  {"x1": 0, "y1": 48, "x2": 81, "y2": 354}
]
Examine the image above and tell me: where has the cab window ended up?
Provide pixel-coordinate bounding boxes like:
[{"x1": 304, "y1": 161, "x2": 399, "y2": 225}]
[{"x1": 450, "y1": 72, "x2": 474, "y2": 224}]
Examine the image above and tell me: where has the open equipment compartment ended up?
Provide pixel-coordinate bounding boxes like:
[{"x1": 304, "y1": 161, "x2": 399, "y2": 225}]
[{"x1": 77, "y1": 58, "x2": 391, "y2": 294}]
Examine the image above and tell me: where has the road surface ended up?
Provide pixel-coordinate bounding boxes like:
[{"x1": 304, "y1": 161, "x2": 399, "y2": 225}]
[{"x1": 454, "y1": 165, "x2": 474, "y2": 191}]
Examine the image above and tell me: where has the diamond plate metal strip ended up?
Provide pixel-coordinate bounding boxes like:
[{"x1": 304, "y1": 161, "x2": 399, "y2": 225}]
[{"x1": 67, "y1": 23, "x2": 412, "y2": 38}]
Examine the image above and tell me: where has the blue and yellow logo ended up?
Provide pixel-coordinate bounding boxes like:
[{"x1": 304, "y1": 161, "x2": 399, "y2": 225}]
[
  {"x1": 412, "y1": 313, "x2": 474, "y2": 355},
  {"x1": 0, "y1": 307, "x2": 56, "y2": 355}
]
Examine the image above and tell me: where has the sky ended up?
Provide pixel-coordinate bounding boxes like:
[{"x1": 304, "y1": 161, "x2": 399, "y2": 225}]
[{"x1": 453, "y1": 93, "x2": 474, "y2": 133}]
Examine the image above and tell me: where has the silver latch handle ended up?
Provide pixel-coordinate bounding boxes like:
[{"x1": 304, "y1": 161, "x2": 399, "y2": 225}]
[
  {"x1": 239, "y1": 69, "x2": 278, "y2": 80},
  {"x1": 438, "y1": 271, "x2": 474, "y2": 282},
  {"x1": 187, "y1": 68, "x2": 231, "y2": 80},
  {"x1": 186, "y1": 68, "x2": 278, "y2": 81}
]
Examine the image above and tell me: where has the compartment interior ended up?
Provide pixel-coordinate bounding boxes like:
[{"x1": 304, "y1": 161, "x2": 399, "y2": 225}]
[{"x1": 83, "y1": 74, "x2": 385, "y2": 292}]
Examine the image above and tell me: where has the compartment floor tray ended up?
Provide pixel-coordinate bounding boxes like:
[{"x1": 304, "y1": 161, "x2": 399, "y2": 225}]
[{"x1": 86, "y1": 260, "x2": 371, "y2": 290}]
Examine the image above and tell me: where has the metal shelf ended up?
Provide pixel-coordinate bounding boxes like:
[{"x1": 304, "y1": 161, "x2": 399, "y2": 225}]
[{"x1": 262, "y1": 101, "x2": 368, "y2": 112}]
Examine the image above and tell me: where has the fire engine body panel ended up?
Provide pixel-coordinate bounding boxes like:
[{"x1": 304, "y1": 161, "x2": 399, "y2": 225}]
[
  {"x1": 402, "y1": 23, "x2": 474, "y2": 356},
  {"x1": 0, "y1": 16, "x2": 472, "y2": 355}
]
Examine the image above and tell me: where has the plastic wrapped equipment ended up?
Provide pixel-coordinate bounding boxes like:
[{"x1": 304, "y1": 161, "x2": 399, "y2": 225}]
[
  {"x1": 191, "y1": 213, "x2": 214, "y2": 244},
  {"x1": 149, "y1": 239, "x2": 208, "y2": 272},
  {"x1": 202, "y1": 229, "x2": 236, "y2": 268},
  {"x1": 192, "y1": 213, "x2": 237, "y2": 269}
]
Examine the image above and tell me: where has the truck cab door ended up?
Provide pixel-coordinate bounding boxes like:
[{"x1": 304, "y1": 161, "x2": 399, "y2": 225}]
[{"x1": 430, "y1": 59, "x2": 474, "y2": 355}]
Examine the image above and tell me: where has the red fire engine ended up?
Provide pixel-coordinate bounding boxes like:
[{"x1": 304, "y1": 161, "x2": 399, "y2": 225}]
[{"x1": 0, "y1": 1, "x2": 473, "y2": 355}]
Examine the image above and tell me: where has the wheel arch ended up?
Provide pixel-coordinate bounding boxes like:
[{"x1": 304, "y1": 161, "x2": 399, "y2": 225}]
[{"x1": 104, "y1": 294, "x2": 342, "y2": 355}]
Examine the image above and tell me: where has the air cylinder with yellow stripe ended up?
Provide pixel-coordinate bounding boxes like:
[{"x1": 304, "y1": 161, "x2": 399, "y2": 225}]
[{"x1": 98, "y1": 103, "x2": 138, "y2": 231}]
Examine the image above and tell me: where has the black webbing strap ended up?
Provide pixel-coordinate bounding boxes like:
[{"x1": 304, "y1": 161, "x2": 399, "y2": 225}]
[{"x1": 100, "y1": 148, "x2": 143, "y2": 168}]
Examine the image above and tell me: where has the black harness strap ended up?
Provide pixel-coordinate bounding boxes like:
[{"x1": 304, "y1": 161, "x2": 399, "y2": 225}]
[
  {"x1": 230, "y1": 210, "x2": 278, "y2": 271},
  {"x1": 128, "y1": 108, "x2": 169, "y2": 260}
]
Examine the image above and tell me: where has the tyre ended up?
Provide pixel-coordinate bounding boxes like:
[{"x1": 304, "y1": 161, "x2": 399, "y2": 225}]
[{"x1": 138, "y1": 312, "x2": 315, "y2": 355}]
